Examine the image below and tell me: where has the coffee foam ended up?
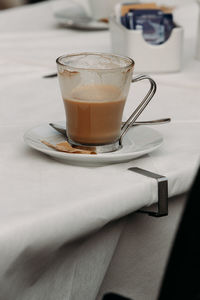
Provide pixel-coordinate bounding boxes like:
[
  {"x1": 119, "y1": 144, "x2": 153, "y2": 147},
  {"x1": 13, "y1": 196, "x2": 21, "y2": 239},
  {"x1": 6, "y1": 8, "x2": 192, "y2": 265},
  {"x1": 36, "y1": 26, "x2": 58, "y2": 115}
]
[{"x1": 69, "y1": 84, "x2": 122, "y2": 102}]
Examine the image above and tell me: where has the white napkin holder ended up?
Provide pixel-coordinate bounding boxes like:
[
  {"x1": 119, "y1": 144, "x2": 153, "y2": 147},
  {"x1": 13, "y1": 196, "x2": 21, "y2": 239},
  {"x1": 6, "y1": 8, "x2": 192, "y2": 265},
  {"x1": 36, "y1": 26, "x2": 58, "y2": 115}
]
[{"x1": 109, "y1": 15, "x2": 184, "y2": 73}]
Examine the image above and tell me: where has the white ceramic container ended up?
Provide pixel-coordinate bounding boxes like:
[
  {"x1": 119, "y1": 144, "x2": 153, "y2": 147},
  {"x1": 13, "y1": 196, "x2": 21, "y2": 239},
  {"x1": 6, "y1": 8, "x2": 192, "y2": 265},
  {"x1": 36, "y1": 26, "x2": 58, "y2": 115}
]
[{"x1": 109, "y1": 15, "x2": 184, "y2": 73}]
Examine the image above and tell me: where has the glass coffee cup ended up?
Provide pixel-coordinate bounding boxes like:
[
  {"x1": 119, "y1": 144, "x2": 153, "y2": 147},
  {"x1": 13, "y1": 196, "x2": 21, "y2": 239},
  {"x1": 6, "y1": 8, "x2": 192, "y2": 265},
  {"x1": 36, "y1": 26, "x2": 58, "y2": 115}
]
[{"x1": 56, "y1": 52, "x2": 156, "y2": 153}]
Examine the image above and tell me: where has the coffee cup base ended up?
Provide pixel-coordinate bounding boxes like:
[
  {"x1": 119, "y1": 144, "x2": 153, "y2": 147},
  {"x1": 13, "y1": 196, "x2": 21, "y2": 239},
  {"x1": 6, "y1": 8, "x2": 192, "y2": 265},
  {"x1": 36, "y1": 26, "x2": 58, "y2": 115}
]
[{"x1": 68, "y1": 139, "x2": 122, "y2": 154}]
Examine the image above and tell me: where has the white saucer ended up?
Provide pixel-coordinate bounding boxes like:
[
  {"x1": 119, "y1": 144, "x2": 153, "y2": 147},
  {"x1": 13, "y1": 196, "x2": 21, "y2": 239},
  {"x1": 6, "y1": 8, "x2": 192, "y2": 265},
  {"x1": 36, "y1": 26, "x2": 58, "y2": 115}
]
[
  {"x1": 24, "y1": 122, "x2": 163, "y2": 166},
  {"x1": 54, "y1": 4, "x2": 108, "y2": 31}
]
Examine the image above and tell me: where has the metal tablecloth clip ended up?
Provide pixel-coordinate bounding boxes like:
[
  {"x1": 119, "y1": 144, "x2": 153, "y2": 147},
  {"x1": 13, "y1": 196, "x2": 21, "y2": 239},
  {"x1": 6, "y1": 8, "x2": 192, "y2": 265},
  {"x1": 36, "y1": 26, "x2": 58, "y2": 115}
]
[{"x1": 128, "y1": 167, "x2": 168, "y2": 217}]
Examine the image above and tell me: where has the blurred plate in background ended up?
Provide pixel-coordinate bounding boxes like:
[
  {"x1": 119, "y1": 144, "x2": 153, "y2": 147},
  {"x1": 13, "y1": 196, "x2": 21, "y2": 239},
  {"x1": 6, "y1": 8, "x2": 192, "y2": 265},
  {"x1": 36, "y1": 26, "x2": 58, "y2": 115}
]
[{"x1": 54, "y1": 1, "x2": 109, "y2": 30}]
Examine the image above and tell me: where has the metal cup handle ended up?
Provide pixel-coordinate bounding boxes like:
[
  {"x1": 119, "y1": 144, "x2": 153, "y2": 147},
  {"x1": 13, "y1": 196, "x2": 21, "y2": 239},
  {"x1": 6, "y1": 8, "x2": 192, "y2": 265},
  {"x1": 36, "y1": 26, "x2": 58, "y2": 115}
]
[{"x1": 119, "y1": 75, "x2": 157, "y2": 144}]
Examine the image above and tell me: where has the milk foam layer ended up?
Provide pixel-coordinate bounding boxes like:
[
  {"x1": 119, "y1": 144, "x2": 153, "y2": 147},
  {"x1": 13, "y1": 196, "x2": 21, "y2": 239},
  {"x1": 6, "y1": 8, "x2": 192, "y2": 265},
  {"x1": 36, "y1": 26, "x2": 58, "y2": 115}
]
[{"x1": 69, "y1": 84, "x2": 122, "y2": 102}]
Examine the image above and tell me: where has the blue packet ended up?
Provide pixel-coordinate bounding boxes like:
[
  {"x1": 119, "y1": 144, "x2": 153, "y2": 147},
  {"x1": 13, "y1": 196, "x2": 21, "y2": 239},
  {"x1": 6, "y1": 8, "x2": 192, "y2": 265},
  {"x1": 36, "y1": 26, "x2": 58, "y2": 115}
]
[
  {"x1": 121, "y1": 10, "x2": 134, "y2": 29},
  {"x1": 163, "y1": 13, "x2": 175, "y2": 41},
  {"x1": 120, "y1": 8, "x2": 175, "y2": 44},
  {"x1": 133, "y1": 9, "x2": 165, "y2": 44},
  {"x1": 127, "y1": 11, "x2": 135, "y2": 29}
]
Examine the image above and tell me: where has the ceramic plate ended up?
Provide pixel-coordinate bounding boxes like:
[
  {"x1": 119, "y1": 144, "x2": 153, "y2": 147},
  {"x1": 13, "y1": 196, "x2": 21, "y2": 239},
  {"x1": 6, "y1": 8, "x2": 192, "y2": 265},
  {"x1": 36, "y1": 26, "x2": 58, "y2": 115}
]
[
  {"x1": 24, "y1": 122, "x2": 163, "y2": 166},
  {"x1": 54, "y1": 5, "x2": 108, "y2": 31}
]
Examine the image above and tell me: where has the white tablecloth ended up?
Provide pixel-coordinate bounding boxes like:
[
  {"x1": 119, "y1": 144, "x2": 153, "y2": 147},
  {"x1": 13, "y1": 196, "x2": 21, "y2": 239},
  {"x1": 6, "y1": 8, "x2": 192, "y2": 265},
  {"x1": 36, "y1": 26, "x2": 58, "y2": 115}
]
[{"x1": 0, "y1": 0, "x2": 199, "y2": 299}]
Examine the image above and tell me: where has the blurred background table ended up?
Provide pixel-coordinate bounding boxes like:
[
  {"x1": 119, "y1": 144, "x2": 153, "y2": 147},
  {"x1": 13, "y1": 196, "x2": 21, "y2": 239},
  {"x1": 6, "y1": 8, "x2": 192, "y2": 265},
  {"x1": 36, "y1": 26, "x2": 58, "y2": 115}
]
[{"x1": 0, "y1": 0, "x2": 199, "y2": 299}]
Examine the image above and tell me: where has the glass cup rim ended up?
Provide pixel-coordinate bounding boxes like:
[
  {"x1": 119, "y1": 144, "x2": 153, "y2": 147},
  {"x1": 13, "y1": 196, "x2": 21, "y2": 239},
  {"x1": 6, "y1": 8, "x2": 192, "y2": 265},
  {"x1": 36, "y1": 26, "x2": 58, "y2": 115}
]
[{"x1": 56, "y1": 52, "x2": 135, "y2": 71}]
